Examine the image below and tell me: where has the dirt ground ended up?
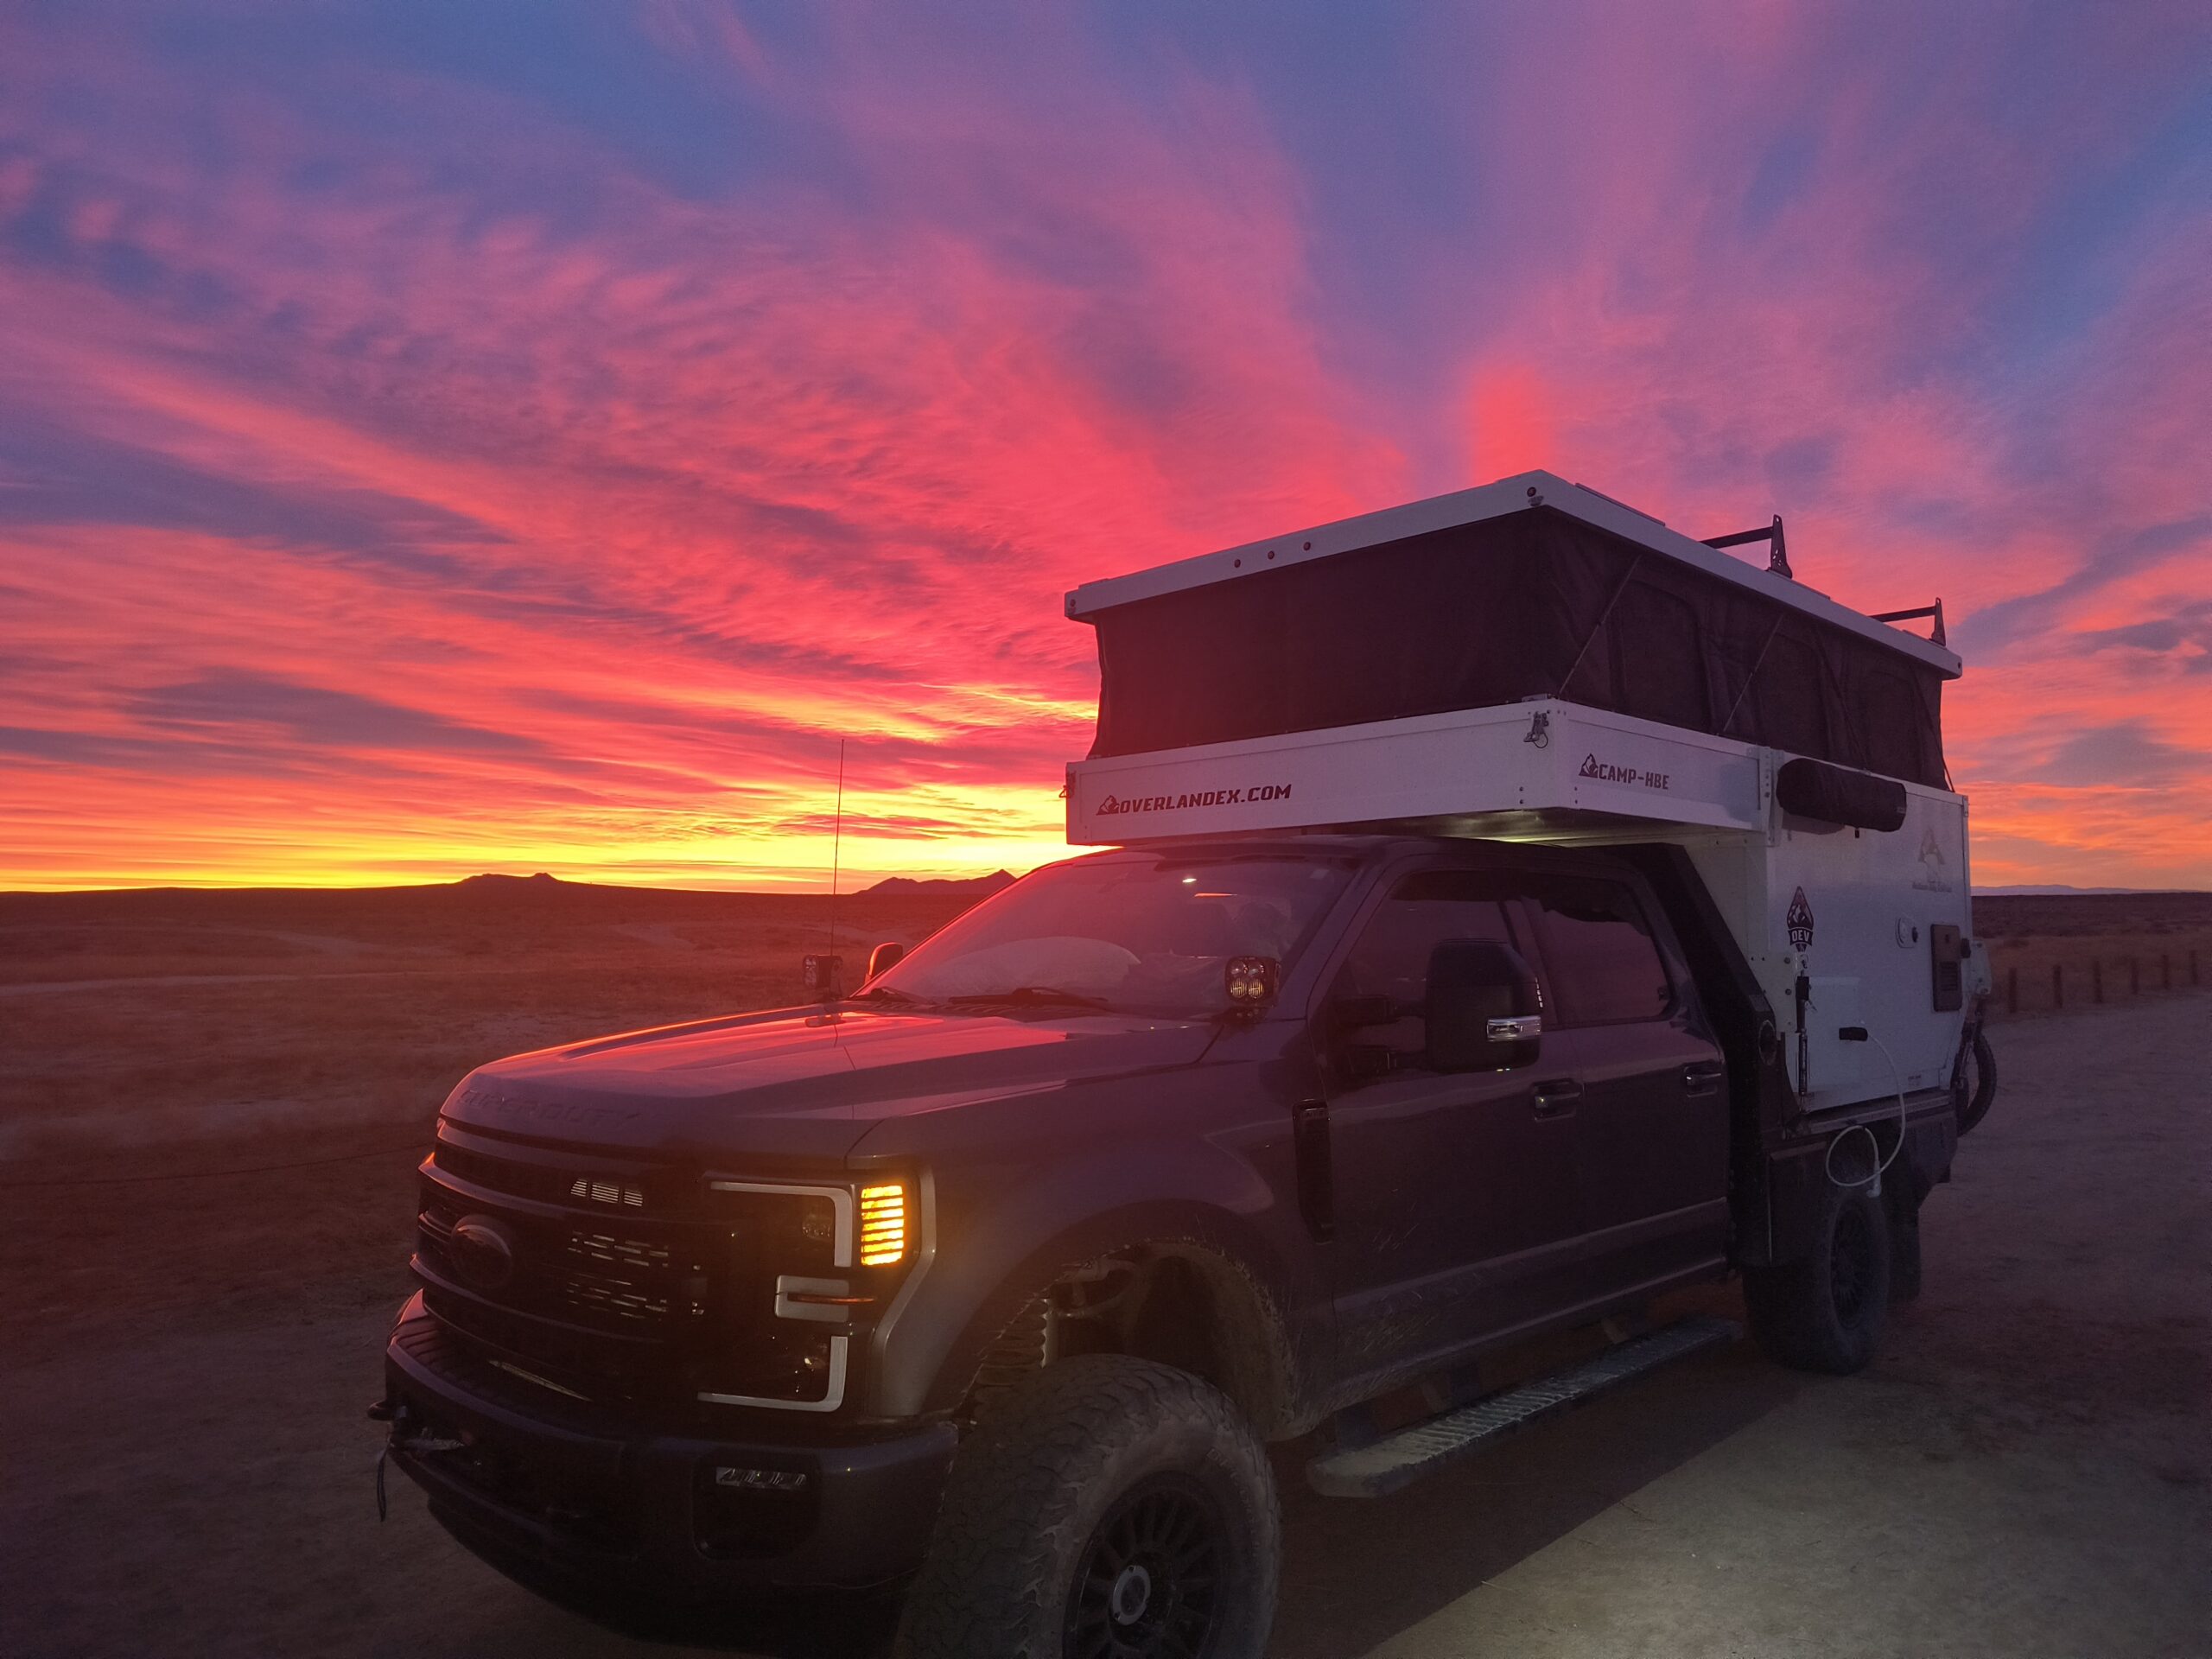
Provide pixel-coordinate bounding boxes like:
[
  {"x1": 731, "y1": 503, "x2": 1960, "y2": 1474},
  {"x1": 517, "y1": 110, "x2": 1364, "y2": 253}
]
[{"x1": 2, "y1": 895, "x2": 2208, "y2": 1657}]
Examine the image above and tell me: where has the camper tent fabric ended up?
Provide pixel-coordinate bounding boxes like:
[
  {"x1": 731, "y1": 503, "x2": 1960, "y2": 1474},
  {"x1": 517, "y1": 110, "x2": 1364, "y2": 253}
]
[{"x1": 1085, "y1": 506, "x2": 1948, "y2": 789}]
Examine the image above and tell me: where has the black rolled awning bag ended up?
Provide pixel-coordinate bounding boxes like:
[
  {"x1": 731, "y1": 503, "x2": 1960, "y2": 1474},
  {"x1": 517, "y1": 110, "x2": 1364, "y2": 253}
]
[
  {"x1": 1774, "y1": 758, "x2": 1909, "y2": 830},
  {"x1": 1086, "y1": 505, "x2": 1948, "y2": 790}
]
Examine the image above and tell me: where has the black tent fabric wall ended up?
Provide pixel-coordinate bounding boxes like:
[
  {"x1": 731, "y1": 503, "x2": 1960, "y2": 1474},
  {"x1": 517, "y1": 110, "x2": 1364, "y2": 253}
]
[{"x1": 1085, "y1": 505, "x2": 1948, "y2": 789}]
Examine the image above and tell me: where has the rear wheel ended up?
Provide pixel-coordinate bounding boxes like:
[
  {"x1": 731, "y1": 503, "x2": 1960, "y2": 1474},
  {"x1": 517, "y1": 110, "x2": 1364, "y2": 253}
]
[
  {"x1": 1745, "y1": 1181, "x2": 1891, "y2": 1375},
  {"x1": 1957, "y1": 1026, "x2": 1997, "y2": 1135},
  {"x1": 896, "y1": 1354, "x2": 1279, "y2": 1659}
]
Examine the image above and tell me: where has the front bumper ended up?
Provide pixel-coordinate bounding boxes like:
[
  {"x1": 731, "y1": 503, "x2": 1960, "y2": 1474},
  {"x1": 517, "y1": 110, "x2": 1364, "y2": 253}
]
[{"x1": 379, "y1": 1294, "x2": 956, "y2": 1596}]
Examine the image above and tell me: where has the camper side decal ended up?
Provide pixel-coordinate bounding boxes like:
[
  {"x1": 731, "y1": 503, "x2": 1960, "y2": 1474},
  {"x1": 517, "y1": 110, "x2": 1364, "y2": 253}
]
[
  {"x1": 1096, "y1": 782, "x2": 1294, "y2": 817},
  {"x1": 1578, "y1": 752, "x2": 1672, "y2": 791}
]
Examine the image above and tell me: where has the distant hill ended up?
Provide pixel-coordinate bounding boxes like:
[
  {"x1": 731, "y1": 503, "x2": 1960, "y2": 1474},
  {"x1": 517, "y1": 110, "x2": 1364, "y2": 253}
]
[
  {"x1": 861, "y1": 870, "x2": 1016, "y2": 898},
  {"x1": 1974, "y1": 885, "x2": 2177, "y2": 896},
  {"x1": 0, "y1": 868, "x2": 1007, "y2": 925}
]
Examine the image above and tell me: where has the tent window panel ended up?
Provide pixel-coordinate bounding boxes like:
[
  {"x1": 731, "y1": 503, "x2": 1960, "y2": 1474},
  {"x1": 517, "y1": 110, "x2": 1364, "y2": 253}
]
[
  {"x1": 1755, "y1": 633, "x2": 1831, "y2": 758},
  {"x1": 1560, "y1": 616, "x2": 1619, "y2": 709},
  {"x1": 1856, "y1": 665, "x2": 1921, "y2": 780},
  {"x1": 1611, "y1": 581, "x2": 1709, "y2": 730}
]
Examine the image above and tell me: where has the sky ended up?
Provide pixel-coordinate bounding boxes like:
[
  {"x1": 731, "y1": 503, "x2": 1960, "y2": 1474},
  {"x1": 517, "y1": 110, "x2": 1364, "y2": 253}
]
[{"x1": 2, "y1": 2, "x2": 2209, "y2": 892}]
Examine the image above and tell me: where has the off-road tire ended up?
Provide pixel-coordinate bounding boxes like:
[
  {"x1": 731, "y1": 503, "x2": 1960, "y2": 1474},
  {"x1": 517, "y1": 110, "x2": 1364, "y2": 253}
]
[
  {"x1": 895, "y1": 1354, "x2": 1280, "y2": 1659},
  {"x1": 1958, "y1": 1026, "x2": 1997, "y2": 1135},
  {"x1": 1744, "y1": 1181, "x2": 1891, "y2": 1374}
]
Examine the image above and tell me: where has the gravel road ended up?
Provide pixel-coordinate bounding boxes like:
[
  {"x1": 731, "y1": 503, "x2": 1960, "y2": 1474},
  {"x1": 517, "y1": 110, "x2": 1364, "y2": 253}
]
[{"x1": 3, "y1": 995, "x2": 2206, "y2": 1658}]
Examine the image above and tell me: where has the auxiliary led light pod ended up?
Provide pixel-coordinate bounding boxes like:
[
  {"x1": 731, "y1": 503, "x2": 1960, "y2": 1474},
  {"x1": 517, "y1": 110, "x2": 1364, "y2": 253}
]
[{"x1": 1224, "y1": 955, "x2": 1280, "y2": 1007}]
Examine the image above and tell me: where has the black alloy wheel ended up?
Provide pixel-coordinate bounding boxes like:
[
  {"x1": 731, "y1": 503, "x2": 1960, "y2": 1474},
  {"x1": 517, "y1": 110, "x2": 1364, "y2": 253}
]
[
  {"x1": 1742, "y1": 1180, "x2": 1892, "y2": 1375},
  {"x1": 895, "y1": 1353, "x2": 1278, "y2": 1659},
  {"x1": 1065, "y1": 1472, "x2": 1227, "y2": 1658},
  {"x1": 1828, "y1": 1198, "x2": 1877, "y2": 1327}
]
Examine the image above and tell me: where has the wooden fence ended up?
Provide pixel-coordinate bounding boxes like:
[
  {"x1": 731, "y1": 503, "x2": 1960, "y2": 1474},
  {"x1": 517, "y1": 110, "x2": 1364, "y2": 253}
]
[{"x1": 1993, "y1": 949, "x2": 2202, "y2": 1017}]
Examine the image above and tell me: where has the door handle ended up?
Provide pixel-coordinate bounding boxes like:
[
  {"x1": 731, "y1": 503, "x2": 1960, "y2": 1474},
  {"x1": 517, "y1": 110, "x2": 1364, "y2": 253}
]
[
  {"x1": 1530, "y1": 1078, "x2": 1582, "y2": 1118},
  {"x1": 1681, "y1": 1061, "x2": 1726, "y2": 1098}
]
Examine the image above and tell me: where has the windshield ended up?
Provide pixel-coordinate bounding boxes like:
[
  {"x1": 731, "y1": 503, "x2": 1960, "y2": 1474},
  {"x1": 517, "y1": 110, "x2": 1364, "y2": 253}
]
[{"x1": 863, "y1": 852, "x2": 1354, "y2": 1019}]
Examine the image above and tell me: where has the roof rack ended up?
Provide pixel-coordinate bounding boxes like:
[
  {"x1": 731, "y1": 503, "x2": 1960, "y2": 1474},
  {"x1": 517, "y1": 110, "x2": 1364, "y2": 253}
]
[{"x1": 1700, "y1": 515, "x2": 1790, "y2": 579}]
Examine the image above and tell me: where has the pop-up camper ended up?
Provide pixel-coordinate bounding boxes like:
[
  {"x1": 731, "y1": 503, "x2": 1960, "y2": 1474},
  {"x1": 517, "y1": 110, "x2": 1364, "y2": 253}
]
[{"x1": 1065, "y1": 470, "x2": 1987, "y2": 1116}]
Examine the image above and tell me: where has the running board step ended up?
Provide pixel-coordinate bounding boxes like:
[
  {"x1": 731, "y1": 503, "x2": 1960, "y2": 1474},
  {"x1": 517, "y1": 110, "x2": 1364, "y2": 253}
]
[{"x1": 1306, "y1": 1316, "x2": 1742, "y2": 1498}]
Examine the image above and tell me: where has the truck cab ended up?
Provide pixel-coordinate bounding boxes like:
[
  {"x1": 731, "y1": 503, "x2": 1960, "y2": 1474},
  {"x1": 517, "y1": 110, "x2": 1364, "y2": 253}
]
[{"x1": 378, "y1": 473, "x2": 1993, "y2": 1657}]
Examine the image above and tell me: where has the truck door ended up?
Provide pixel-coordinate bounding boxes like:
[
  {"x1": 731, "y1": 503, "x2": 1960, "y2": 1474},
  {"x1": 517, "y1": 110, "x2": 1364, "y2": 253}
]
[
  {"x1": 1520, "y1": 872, "x2": 1731, "y2": 1294},
  {"x1": 1320, "y1": 868, "x2": 1584, "y2": 1387}
]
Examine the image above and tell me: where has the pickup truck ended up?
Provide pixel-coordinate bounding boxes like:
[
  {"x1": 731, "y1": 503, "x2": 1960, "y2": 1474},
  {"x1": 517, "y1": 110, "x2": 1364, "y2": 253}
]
[{"x1": 377, "y1": 830, "x2": 1983, "y2": 1656}]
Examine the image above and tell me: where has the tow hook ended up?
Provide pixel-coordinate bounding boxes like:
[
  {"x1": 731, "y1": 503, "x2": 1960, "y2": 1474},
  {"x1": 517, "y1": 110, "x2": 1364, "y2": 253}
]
[{"x1": 371, "y1": 1401, "x2": 470, "y2": 1521}]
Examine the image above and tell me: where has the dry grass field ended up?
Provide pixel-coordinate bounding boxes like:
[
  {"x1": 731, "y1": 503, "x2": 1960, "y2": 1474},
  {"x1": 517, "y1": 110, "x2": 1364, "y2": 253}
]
[
  {"x1": 0, "y1": 875, "x2": 982, "y2": 1166},
  {"x1": 1974, "y1": 892, "x2": 2212, "y2": 1018}
]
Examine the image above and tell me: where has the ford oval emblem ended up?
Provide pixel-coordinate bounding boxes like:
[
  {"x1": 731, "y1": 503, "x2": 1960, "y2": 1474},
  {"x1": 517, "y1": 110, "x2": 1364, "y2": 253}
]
[{"x1": 450, "y1": 1215, "x2": 516, "y2": 1291}]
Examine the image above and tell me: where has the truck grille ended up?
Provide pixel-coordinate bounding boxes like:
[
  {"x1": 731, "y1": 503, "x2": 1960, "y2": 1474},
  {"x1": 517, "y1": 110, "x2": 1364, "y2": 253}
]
[
  {"x1": 415, "y1": 1131, "x2": 714, "y2": 1400},
  {"x1": 415, "y1": 1123, "x2": 850, "y2": 1412},
  {"x1": 563, "y1": 1230, "x2": 675, "y2": 1324}
]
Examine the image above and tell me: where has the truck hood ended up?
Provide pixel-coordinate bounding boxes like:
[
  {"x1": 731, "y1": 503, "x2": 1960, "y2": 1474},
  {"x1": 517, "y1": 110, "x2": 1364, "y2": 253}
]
[{"x1": 439, "y1": 1004, "x2": 1217, "y2": 1163}]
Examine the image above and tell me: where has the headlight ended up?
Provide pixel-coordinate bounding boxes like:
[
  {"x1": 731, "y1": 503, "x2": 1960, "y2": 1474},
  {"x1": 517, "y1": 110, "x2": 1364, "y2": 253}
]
[
  {"x1": 858, "y1": 1182, "x2": 909, "y2": 1266},
  {"x1": 696, "y1": 1174, "x2": 917, "y2": 1412}
]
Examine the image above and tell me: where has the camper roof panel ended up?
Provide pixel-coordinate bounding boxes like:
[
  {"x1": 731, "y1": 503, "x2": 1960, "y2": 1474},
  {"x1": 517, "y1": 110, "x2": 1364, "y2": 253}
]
[{"x1": 1065, "y1": 469, "x2": 1961, "y2": 678}]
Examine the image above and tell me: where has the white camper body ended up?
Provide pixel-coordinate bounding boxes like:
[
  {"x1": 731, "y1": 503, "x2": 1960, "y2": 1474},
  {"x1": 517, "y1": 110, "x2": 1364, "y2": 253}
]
[{"x1": 1064, "y1": 471, "x2": 1976, "y2": 1115}]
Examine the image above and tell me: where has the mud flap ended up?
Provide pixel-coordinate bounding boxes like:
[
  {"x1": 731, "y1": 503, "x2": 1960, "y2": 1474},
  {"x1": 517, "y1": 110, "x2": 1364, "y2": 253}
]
[{"x1": 1886, "y1": 1183, "x2": 1923, "y2": 1303}]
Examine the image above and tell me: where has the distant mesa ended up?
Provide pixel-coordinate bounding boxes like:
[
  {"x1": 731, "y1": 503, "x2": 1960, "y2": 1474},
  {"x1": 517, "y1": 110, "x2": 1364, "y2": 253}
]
[
  {"x1": 454, "y1": 871, "x2": 563, "y2": 887},
  {"x1": 863, "y1": 870, "x2": 1016, "y2": 897}
]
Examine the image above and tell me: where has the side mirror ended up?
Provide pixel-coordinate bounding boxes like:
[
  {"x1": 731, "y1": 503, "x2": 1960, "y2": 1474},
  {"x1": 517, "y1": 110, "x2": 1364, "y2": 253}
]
[
  {"x1": 802, "y1": 953, "x2": 844, "y2": 1001},
  {"x1": 866, "y1": 940, "x2": 906, "y2": 982},
  {"x1": 1426, "y1": 938, "x2": 1542, "y2": 1071}
]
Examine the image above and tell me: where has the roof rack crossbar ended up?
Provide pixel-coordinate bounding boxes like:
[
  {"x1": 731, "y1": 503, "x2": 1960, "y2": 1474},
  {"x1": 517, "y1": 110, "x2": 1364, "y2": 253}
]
[
  {"x1": 1700, "y1": 514, "x2": 1791, "y2": 579},
  {"x1": 1871, "y1": 601, "x2": 1947, "y2": 647}
]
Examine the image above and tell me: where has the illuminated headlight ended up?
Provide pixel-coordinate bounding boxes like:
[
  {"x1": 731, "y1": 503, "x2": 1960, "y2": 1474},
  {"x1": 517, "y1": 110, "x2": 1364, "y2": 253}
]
[{"x1": 857, "y1": 1182, "x2": 909, "y2": 1266}]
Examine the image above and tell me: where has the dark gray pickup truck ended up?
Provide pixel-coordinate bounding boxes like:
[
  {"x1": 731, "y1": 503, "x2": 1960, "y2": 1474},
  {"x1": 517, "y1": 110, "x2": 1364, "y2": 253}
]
[{"x1": 377, "y1": 832, "x2": 1986, "y2": 1656}]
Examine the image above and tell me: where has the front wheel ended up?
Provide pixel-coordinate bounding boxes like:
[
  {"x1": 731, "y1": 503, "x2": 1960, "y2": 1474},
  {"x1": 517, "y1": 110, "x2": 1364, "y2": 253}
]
[
  {"x1": 896, "y1": 1354, "x2": 1280, "y2": 1659},
  {"x1": 1744, "y1": 1181, "x2": 1891, "y2": 1375}
]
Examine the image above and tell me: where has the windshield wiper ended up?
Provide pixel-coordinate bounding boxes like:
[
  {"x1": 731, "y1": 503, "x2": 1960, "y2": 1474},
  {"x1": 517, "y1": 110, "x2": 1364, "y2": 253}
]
[
  {"x1": 849, "y1": 985, "x2": 924, "y2": 1004},
  {"x1": 944, "y1": 986, "x2": 1112, "y2": 1011}
]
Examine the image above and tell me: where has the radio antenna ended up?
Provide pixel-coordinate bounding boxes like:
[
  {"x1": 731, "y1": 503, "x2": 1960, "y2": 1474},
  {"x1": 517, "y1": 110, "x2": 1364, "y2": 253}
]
[{"x1": 828, "y1": 738, "x2": 846, "y2": 956}]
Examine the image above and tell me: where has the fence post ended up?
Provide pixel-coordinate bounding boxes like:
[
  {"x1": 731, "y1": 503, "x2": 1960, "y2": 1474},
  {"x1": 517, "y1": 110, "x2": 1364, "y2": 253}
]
[
  {"x1": 2053, "y1": 963, "x2": 2063, "y2": 1009},
  {"x1": 2091, "y1": 959, "x2": 2103, "y2": 1003},
  {"x1": 2130, "y1": 956, "x2": 2140, "y2": 995}
]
